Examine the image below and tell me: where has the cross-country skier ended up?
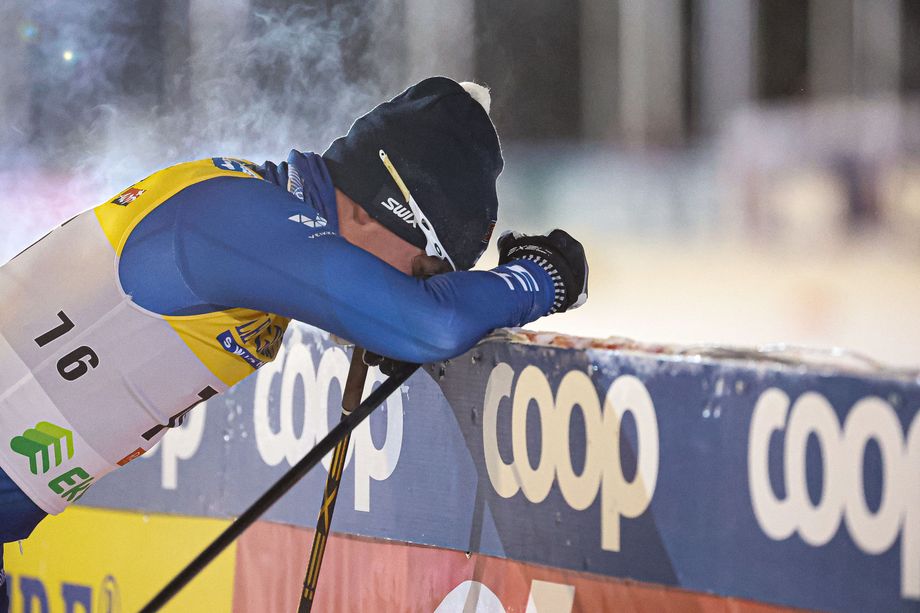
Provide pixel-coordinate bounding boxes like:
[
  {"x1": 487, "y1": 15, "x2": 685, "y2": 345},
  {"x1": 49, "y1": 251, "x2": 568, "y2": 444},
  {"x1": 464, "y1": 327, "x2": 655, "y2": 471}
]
[{"x1": 0, "y1": 77, "x2": 588, "y2": 610}]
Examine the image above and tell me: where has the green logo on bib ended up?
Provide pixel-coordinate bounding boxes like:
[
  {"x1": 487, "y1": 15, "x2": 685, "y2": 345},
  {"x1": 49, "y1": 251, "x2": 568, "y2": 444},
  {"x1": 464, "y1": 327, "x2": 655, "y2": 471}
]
[{"x1": 10, "y1": 421, "x2": 74, "y2": 475}]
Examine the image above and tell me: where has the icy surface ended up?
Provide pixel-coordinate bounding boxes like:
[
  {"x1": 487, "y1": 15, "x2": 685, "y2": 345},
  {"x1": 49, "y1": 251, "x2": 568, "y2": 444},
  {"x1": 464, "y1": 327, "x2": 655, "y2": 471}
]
[{"x1": 485, "y1": 327, "x2": 920, "y2": 382}]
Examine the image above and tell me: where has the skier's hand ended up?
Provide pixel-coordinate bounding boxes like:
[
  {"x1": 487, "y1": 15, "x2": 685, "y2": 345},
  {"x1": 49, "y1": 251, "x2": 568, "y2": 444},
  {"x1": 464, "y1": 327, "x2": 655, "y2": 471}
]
[
  {"x1": 497, "y1": 229, "x2": 588, "y2": 314},
  {"x1": 362, "y1": 349, "x2": 405, "y2": 375}
]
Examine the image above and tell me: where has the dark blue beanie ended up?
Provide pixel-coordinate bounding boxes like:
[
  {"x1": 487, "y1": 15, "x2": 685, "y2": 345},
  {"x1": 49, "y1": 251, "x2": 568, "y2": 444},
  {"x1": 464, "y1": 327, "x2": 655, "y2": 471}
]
[{"x1": 322, "y1": 77, "x2": 503, "y2": 271}]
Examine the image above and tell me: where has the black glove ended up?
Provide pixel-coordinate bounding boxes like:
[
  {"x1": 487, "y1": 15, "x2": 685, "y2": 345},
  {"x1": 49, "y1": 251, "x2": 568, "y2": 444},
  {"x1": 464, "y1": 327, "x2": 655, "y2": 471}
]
[{"x1": 497, "y1": 229, "x2": 588, "y2": 314}]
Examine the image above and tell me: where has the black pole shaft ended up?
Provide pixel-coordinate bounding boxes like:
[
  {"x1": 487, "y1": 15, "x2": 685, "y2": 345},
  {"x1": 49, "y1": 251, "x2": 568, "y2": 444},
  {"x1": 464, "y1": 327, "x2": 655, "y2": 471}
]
[{"x1": 139, "y1": 362, "x2": 420, "y2": 613}]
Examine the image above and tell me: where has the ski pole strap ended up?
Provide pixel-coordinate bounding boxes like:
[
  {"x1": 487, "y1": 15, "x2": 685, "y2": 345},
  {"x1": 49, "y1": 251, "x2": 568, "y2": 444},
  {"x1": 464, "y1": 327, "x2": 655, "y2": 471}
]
[{"x1": 139, "y1": 361, "x2": 419, "y2": 613}]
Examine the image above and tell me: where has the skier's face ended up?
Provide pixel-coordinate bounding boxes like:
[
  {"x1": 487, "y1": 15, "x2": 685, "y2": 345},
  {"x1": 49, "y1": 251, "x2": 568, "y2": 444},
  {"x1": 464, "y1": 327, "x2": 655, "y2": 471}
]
[{"x1": 335, "y1": 189, "x2": 425, "y2": 275}]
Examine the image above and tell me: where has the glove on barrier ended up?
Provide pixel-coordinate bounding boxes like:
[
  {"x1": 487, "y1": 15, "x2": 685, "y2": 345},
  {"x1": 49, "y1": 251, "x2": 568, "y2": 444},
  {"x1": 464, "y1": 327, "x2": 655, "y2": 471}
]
[{"x1": 497, "y1": 229, "x2": 588, "y2": 314}]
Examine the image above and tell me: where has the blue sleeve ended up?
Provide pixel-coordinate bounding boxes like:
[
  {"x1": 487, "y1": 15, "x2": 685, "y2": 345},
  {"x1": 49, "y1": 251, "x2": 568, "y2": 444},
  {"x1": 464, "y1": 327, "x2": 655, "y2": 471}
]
[{"x1": 174, "y1": 177, "x2": 554, "y2": 363}]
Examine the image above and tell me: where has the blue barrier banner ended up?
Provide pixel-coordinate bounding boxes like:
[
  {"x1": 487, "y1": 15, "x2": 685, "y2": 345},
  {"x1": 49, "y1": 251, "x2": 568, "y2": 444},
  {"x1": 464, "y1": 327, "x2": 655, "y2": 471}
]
[{"x1": 83, "y1": 325, "x2": 920, "y2": 612}]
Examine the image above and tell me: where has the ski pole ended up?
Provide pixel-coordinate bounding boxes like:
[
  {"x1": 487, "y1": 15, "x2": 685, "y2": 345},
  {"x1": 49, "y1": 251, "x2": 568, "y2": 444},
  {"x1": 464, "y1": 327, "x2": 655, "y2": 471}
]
[
  {"x1": 297, "y1": 257, "x2": 449, "y2": 611},
  {"x1": 139, "y1": 360, "x2": 419, "y2": 613},
  {"x1": 297, "y1": 347, "x2": 369, "y2": 612}
]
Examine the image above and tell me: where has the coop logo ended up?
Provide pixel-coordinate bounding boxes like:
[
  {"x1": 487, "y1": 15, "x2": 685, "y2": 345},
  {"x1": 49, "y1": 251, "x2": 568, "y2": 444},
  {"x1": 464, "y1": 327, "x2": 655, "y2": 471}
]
[
  {"x1": 252, "y1": 326, "x2": 404, "y2": 512},
  {"x1": 482, "y1": 364, "x2": 659, "y2": 552},
  {"x1": 10, "y1": 421, "x2": 73, "y2": 475},
  {"x1": 748, "y1": 388, "x2": 920, "y2": 599},
  {"x1": 381, "y1": 197, "x2": 417, "y2": 228}
]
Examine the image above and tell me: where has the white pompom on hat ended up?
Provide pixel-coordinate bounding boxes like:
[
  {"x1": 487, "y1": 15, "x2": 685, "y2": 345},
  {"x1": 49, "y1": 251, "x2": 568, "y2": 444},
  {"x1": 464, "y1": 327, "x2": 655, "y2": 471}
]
[{"x1": 459, "y1": 82, "x2": 491, "y2": 115}]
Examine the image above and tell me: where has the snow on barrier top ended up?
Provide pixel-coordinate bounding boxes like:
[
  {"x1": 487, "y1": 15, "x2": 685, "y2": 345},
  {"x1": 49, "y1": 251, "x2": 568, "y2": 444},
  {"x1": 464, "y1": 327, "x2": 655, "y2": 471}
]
[{"x1": 84, "y1": 324, "x2": 920, "y2": 613}]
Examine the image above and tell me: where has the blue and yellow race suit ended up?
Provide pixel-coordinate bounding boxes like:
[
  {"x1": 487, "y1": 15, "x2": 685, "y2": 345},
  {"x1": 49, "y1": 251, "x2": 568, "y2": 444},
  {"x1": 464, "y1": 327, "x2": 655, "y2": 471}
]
[{"x1": 0, "y1": 149, "x2": 552, "y2": 550}]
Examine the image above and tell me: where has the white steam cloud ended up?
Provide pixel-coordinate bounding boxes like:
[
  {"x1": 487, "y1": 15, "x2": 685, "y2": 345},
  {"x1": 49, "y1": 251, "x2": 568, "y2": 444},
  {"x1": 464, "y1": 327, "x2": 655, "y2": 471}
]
[{"x1": 0, "y1": 0, "x2": 403, "y2": 261}]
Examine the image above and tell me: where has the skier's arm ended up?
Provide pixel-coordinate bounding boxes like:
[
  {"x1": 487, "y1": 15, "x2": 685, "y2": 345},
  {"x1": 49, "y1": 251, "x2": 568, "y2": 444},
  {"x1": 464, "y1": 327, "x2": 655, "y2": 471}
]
[{"x1": 174, "y1": 179, "x2": 554, "y2": 363}]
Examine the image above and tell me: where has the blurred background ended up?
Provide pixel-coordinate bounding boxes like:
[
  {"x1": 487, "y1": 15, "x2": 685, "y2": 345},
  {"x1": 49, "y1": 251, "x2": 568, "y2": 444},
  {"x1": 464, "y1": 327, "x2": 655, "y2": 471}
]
[{"x1": 0, "y1": 0, "x2": 918, "y2": 366}]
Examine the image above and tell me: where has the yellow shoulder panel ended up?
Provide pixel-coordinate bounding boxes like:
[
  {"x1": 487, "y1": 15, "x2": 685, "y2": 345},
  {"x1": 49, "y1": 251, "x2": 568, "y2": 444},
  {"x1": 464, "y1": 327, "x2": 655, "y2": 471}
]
[
  {"x1": 91, "y1": 156, "x2": 291, "y2": 387},
  {"x1": 93, "y1": 157, "x2": 261, "y2": 256}
]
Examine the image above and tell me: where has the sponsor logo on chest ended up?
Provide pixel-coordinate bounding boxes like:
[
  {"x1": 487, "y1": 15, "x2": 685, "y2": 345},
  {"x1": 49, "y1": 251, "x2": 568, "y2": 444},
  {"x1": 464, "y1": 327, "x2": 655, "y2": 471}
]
[
  {"x1": 217, "y1": 316, "x2": 285, "y2": 369},
  {"x1": 289, "y1": 213, "x2": 327, "y2": 228},
  {"x1": 211, "y1": 157, "x2": 261, "y2": 179}
]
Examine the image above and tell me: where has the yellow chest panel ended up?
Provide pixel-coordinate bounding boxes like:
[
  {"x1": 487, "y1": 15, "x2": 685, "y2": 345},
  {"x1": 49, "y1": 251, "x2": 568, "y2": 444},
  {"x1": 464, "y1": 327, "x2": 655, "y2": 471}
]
[{"x1": 93, "y1": 157, "x2": 290, "y2": 387}]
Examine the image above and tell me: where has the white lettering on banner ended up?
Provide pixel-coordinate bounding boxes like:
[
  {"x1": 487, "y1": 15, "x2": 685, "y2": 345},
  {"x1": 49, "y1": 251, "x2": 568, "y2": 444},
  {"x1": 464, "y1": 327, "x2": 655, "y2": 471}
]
[
  {"x1": 253, "y1": 327, "x2": 404, "y2": 512},
  {"x1": 525, "y1": 580, "x2": 576, "y2": 613},
  {"x1": 353, "y1": 374, "x2": 403, "y2": 512},
  {"x1": 434, "y1": 581, "x2": 504, "y2": 612},
  {"x1": 483, "y1": 363, "x2": 659, "y2": 552},
  {"x1": 254, "y1": 332, "x2": 338, "y2": 467},
  {"x1": 748, "y1": 388, "x2": 920, "y2": 599},
  {"x1": 141, "y1": 403, "x2": 208, "y2": 490},
  {"x1": 434, "y1": 579, "x2": 575, "y2": 613}
]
